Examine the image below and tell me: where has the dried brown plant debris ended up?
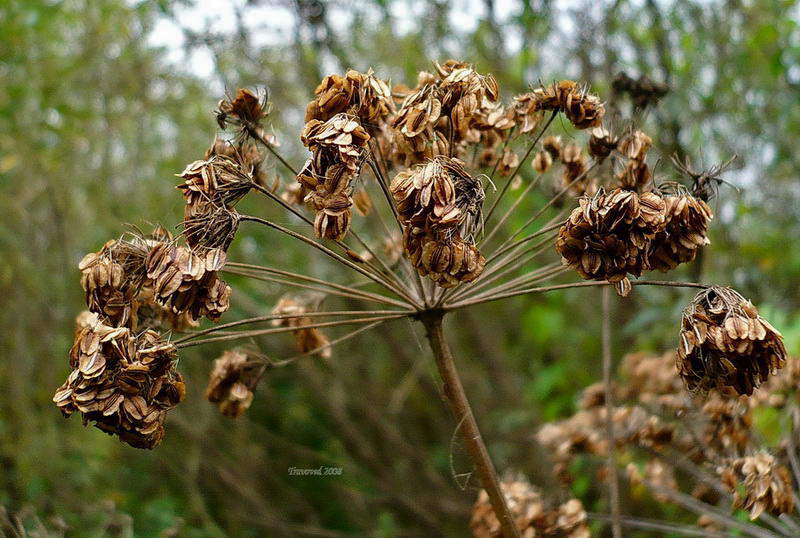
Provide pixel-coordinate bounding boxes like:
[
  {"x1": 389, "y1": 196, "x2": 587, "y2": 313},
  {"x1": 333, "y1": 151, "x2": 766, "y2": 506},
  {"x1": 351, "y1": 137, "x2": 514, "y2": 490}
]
[{"x1": 649, "y1": 188, "x2": 713, "y2": 272}]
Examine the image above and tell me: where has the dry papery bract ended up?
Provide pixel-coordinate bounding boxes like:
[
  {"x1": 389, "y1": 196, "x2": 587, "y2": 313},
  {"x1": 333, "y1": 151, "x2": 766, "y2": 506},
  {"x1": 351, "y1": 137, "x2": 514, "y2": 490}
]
[{"x1": 57, "y1": 57, "x2": 787, "y2": 536}]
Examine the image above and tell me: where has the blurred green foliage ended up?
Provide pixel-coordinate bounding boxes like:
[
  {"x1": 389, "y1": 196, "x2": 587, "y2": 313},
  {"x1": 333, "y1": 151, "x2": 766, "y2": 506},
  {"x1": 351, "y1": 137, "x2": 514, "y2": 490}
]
[{"x1": 1, "y1": 0, "x2": 799, "y2": 535}]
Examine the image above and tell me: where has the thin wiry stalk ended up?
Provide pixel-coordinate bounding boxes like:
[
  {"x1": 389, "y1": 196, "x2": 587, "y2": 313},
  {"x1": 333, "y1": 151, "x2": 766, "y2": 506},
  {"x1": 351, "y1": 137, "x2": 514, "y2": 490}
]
[
  {"x1": 482, "y1": 111, "x2": 558, "y2": 227},
  {"x1": 480, "y1": 232, "x2": 557, "y2": 281},
  {"x1": 225, "y1": 262, "x2": 407, "y2": 305},
  {"x1": 444, "y1": 234, "x2": 558, "y2": 304},
  {"x1": 480, "y1": 169, "x2": 545, "y2": 246},
  {"x1": 446, "y1": 280, "x2": 709, "y2": 311},
  {"x1": 468, "y1": 264, "x2": 567, "y2": 300},
  {"x1": 269, "y1": 320, "x2": 387, "y2": 366},
  {"x1": 224, "y1": 266, "x2": 410, "y2": 309},
  {"x1": 172, "y1": 310, "x2": 409, "y2": 345},
  {"x1": 175, "y1": 314, "x2": 407, "y2": 349},
  {"x1": 240, "y1": 215, "x2": 421, "y2": 307},
  {"x1": 602, "y1": 288, "x2": 623, "y2": 538},
  {"x1": 587, "y1": 513, "x2": 727, "y2": 537},
  {"x1": 450, "y1": 264, "x2": 565, "y2": 306},
  {"x1": 488, "y1": 216, "x2": 565, "y2": 261},
  {"x1": 494, "y1": 160, "x2": 600, "y2": 254},
  {"x1": 252, "y1": 182, "x2": 410, "y2": 295}
]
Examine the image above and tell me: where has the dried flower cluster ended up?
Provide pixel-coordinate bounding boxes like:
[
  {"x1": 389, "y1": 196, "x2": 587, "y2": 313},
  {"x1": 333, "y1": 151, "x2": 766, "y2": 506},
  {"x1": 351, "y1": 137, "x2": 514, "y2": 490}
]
[
  {"x1": 529, "y1": 80, "x2": 606, "y2": 129},
  {"x1": 205, "y1": 349, "x2": 267, "y2": 418},
  {"x1": 391, "y1": 156, "x2": 486, "y2": 287},
  {"x1": 556, "y1": 188, "x2": 667, "y2": 296},
  {"x1": 298, "y1": 114, "x2": 371, "y2": 240},
  {"x1": 53, "y1": 322, "x2": 184, "y2": 449},
  {"x1": 678, "y1": 287, "x2": 787, "y2": 396},
  {"x1": 719, "y1": 453, "x2": 795, "y2": 520},
  {"x1": 649, "y1": 188, "x2": 713, "y2": 271},
  {"x1": 471, "y1": 476, "x2": 590, "y2": 538}
]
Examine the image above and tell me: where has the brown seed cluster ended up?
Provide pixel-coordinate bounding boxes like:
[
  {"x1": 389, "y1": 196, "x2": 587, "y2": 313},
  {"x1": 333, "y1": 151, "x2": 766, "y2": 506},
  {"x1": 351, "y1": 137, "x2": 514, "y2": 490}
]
[
  {"x1": 271, "y1": 296, "x2": 332, "y2": 358},
  {"x1": 392, "y1": 60, "x2": 501, "y2": 166},
  {"x1": 297, "y1": 113, "x2": 371, "y2": 240},
  {"x1": 649, "y1": 191, "x2": 713, "y2": 271},
  {"x1": 558, "y1": 142, "x2": 596, "y2": 197},
  {"x1": 719, "y1": 453, "x2": 794, "y2": 520},
  {"x1": 528, "y1": 80, "x2": 606, "y2": 129},
  {"x1": 53, "y1": 322, "x2": 185, "y2": 449},
  {"x1": 470, "y1": 476, "x2": 590, "y2": 538},
  {"x1": 555, "y1": 188, "x2": 667, "y2": 296},
  {"x1": 79, "y1": 238, "x2": 149, "y2": 327},
  {"x1": 205, "y1": 349, "x2": 267, "y2": 418},
  {"x1": 615, "y1": 130, "x2": 653, "y2": 191},
  {"x1": 678, "y1": 287, "x2": 787, "y2": 396},
  {"x1": 391, "y1": 156, "x2": 486, "y2": 287},
  {"x1": 304, "y1": 68, "x2": 394, "y2": 131},
  {"x1": 146, "y1": 243, "x2": 231, "y2": 323},
  {"x1": 215, "y1": 87, "x2": 270, "y2": 132}
]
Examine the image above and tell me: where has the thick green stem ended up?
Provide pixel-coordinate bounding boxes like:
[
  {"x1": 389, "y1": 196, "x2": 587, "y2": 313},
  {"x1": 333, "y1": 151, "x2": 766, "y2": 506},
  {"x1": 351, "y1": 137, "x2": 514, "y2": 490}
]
[{"x1": 420, "y1": 311, "x2": 520, "y2": 538}]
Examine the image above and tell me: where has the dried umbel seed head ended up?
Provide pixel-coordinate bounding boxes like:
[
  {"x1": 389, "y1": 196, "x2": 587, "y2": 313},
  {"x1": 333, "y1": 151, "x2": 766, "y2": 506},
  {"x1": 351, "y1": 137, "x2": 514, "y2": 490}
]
[
  {"x1": 392, "y1": 60, "x2": 497, "y2": 165},
  {"x1": 470, "y1": 476, "x2": 590, "y2": 538},
  {"x1": 177, "y1": 154, "x2": 255, "y2": 209},
  {"x1": 532, "y1": 150, "x2": 553, "y2": 174},
  {"x1": 719, "y1": 453, "x2": 794, "y2": 520},
  {"x1": 678, "y1": 287, "x2": 787, "y2": 396},
  {"x1": 301, "y1": 114, "x2": 371, "y2": 172},
  {"x1": 305, "y1": 69, "x2": 394, "y2": 129},
  {"x1": 619, "y1": 351, "x2": 687, "y2": 413},
  {"x1": 497, "y1": 148, "x2": 520, "y2": 177},
  {"x1": 404, "y1": 232, "x2": 486, "y2": 288},
  {"x1": 532, "y1": 80, "x2": 605, "y2": 129},
  {"x1": 542, "y1": 135, "x2": 563, "y2": 158},
  {"x1": 216, "y1": 87, "x2": 269, "y2": 130},
  {"x1": 391, "y1": 156, "x2": 484, "y2": 235},
  {"x1": 205, "y1": 350, "x2": 267, "y2": 418},
  {"x1": 555, "y1": 188, "x2": 667, "y2": 296},
  {"x1": 79, "y1": 237, "x2": 152, "y2": 326},
  {"x1": 626, "y1": 460, "x2": 679, "y2": 503},
  {"x1": 512, "y1": 92, "x2": 544, "y2": 134},
  {"x1": 588, "y1": 127, "x2": 617, "y2": 160},
  {"x1": 182, "y1": 204, "x2": 240, "y2": 251},
  {"x1": 146, "y1": 242, "x2": 231, "y2": 322},
  {"x1": 612, "y1": 72, "x2": 669, "y2": 109},
  {"x1": 271, "y1": 296, "x2": 331, "y2": 358},
  {"x1": 559, "y1": 143, "x2": 596, "y2": 197},
  {"x1": 313, "y1": 204, "x2": 352, "y2": 242},
  {"x1": 649, "y1": 191, "x2": 713, "y2": 272},
  {"x1": 53, "y1": 323, "x2": 184, "y2": 449}
]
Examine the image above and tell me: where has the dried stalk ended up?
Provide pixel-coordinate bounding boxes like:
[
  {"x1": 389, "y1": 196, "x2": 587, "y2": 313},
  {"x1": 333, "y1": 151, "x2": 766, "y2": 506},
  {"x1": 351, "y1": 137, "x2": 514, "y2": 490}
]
[
  {"x1": 602, "y1": 287, "x2": 622, "y2": 538},
  {"x1": 420, "y1": 311, "x2": 520, "y2": 538}
]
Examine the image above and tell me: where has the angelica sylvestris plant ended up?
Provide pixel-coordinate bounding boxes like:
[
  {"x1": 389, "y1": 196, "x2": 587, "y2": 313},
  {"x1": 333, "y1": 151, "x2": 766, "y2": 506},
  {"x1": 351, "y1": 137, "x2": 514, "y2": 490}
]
[{"x1": 54, "y1": 61, "x2": 788, "y2": 536}]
